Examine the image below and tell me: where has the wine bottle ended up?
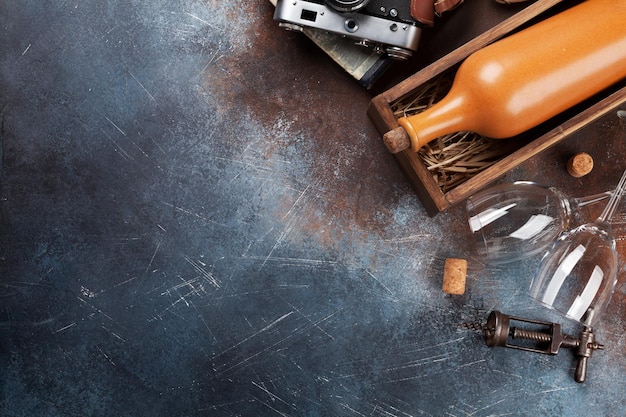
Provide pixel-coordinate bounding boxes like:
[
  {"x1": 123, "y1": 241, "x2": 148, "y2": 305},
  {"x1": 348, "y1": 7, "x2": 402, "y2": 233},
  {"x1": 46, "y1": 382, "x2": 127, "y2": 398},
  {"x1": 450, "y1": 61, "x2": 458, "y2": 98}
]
[{"x1": 383, "y1": 0, "x2": 626, "y2": 153}]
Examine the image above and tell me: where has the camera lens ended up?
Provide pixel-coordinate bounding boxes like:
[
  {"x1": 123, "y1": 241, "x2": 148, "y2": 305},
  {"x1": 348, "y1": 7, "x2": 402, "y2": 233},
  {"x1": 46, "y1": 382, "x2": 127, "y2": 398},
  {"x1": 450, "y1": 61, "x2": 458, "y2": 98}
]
[{"x1": 325, "y1": 0, "x2": 370, "y2": 12}]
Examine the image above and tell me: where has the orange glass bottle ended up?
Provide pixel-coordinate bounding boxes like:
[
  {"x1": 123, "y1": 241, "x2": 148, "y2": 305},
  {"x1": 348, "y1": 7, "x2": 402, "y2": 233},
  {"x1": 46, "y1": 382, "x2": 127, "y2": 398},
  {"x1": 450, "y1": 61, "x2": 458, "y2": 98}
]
[{"x1": 384, "y1": 0, "x2": 626, "y2": 153}]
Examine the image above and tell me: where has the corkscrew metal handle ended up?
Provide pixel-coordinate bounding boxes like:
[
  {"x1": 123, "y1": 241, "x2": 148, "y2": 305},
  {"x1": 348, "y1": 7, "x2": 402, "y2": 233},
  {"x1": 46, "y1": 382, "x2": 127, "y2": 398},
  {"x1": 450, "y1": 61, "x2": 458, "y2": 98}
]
[{"x1": 483, "y1": 311, "x2": 604, "y2": 383}]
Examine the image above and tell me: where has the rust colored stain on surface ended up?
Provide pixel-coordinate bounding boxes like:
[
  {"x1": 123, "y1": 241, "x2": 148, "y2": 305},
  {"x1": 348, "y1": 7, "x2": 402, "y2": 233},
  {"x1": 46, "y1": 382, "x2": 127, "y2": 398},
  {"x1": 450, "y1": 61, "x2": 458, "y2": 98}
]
[{"x1": 200, "y1": 2, "x2": 417, "y2": 244}]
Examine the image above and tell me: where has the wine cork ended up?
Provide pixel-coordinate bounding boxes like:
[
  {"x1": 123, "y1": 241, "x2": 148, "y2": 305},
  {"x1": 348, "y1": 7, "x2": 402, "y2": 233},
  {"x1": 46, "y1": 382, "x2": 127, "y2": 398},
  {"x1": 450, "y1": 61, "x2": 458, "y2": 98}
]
[
  {"x1": 382, "y1": 127, "x2": 411, "y2": 154},
  {"x1": 442, "y1": 258, "x2": 467, "y2": 295},
  {"x1": 567, "y1": 152, "x2": 593, "y2": 178}
]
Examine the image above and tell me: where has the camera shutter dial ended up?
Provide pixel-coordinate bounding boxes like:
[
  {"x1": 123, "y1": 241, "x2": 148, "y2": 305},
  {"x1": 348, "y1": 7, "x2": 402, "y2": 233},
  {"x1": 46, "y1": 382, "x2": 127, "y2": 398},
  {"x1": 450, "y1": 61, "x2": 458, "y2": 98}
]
[{"x1": 325, "y1": 0, "x2": 371, "y2": 12}]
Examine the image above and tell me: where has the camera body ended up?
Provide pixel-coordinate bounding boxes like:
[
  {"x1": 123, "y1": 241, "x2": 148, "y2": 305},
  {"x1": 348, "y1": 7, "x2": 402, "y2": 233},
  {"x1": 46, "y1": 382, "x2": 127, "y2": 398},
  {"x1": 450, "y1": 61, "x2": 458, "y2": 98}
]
[{"x1": 274, "y1": 0, "x2": 423, "y2": 60}]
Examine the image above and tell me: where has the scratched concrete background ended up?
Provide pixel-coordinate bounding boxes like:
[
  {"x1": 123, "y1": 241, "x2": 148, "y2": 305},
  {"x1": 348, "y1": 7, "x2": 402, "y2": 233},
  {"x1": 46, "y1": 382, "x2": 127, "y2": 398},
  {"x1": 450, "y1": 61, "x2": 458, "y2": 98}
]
[{"x1": 1, "y1": 1, "x2": 625, "y2": 416}]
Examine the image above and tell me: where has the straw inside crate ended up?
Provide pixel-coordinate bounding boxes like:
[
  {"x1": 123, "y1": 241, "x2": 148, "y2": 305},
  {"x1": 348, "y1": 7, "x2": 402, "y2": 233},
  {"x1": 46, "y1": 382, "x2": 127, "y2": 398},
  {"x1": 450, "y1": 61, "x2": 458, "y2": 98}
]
[{"x1": 391, "y1": 74, "x2": 515, "y2": 192}]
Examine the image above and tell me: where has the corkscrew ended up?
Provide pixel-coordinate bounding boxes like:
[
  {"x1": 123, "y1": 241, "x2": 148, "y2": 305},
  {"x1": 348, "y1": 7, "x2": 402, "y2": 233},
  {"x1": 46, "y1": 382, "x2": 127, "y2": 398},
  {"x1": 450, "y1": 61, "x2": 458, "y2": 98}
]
[{"x1": 481, "y1": 311, "x2": 604, "y2": 383}]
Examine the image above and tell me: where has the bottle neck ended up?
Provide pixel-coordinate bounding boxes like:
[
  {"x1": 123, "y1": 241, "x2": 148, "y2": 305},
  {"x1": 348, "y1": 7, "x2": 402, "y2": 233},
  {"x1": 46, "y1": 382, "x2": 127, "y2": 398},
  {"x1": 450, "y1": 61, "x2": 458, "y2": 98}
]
[{"x1": 397, "y1": 87, "x2": 479, "y2": 151}]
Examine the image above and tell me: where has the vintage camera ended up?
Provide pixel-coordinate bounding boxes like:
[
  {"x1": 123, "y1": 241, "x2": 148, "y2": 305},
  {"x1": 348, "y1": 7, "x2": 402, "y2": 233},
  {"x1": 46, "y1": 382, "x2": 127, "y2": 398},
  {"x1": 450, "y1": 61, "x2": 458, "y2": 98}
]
[{"x1": 274, "y1": 0, "x2": 431, "y2": 60}]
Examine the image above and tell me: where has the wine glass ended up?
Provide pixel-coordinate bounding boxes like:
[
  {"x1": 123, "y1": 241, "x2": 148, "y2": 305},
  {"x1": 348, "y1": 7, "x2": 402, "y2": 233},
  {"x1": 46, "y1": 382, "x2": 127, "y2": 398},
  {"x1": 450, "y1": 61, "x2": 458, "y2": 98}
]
[
  {"x1": 466, "y1": 181, "x2": 611, "y2": 264},
  {"x1": 529, "y1": 168, "x2": 626, "y2": 326}
]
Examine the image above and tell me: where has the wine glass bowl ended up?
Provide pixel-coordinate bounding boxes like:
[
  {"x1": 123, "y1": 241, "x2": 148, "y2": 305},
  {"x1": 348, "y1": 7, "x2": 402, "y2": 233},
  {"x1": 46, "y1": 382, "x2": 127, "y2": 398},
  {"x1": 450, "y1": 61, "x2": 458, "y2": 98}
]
[
  {"x1": 467, "y1": 182, "x2": 577, "y2": 264},
  {"x1": 529, "y1": 222, "x2": 618, "y2": 326}
]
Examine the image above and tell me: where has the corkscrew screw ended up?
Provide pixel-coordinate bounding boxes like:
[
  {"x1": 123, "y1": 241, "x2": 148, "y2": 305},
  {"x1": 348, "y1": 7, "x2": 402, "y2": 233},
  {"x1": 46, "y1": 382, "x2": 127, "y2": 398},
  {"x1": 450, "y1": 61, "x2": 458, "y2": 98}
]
[{"x1": 481, "y1": 311, "x2": 604, "y2": 383}]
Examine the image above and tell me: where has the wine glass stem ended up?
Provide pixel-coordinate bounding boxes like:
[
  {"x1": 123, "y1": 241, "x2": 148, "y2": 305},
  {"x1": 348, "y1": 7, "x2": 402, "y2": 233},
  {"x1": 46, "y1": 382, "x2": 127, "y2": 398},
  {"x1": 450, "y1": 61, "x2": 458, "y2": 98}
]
[
  {"x1": 598, "y1": 168, "x2": 626, "y2": 223},
  {"x1": 575, "y1": 191, "x2": 612, "y2": 208}
]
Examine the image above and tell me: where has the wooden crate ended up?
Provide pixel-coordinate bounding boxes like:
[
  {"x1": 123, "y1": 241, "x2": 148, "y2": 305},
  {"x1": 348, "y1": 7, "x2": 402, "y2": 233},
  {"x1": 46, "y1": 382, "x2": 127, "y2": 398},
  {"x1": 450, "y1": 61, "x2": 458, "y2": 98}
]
[{"x1": 368, "y1": 0, "x2": 626, "y2": 216}]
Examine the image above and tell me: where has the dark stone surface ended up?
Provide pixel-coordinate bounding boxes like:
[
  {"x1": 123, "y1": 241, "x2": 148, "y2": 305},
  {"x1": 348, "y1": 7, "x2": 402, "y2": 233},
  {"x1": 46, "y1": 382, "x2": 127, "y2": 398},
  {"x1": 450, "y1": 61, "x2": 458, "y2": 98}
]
[{"x1": 1, "y1": 1, "x2": 625, "y2": 416}]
